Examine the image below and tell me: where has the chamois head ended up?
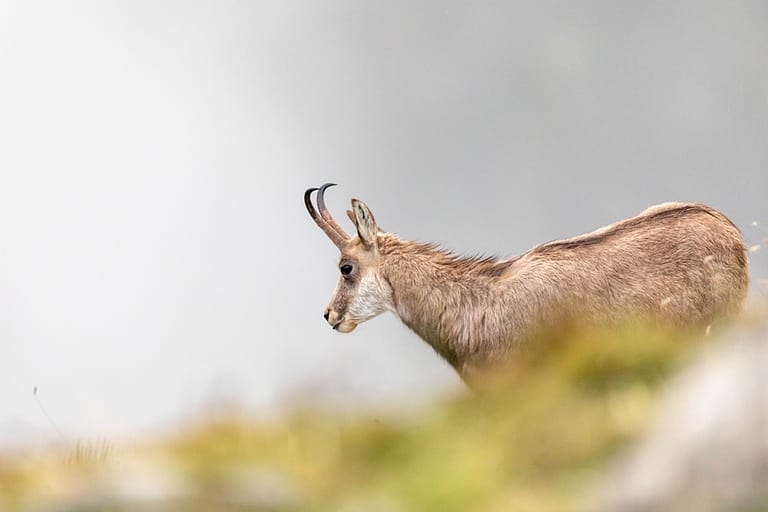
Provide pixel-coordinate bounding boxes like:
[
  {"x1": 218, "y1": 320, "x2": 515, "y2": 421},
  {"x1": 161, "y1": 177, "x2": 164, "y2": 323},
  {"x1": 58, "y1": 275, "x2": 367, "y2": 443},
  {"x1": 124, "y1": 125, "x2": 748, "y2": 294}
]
[{"x1": 304, "y1": 183, "x2": 394, "y2": 333}]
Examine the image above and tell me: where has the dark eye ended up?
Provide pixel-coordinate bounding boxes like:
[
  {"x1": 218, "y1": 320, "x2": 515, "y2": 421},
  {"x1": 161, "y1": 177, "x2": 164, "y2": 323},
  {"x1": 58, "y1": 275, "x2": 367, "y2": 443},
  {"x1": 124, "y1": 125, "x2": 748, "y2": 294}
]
[{"x1": 340, "y1": 264, "x2": 353, "y2": 276}]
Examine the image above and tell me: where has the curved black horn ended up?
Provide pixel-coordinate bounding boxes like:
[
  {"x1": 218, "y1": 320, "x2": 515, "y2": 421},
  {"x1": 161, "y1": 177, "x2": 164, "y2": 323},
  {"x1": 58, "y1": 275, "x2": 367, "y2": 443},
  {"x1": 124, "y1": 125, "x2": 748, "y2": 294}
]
[
  {"x1": 304, "y1": 187, "x2": 319, "y2": 220},
  {"x1": 317, "y1": 183, "x2": 350, "y2": 241},
  {"x1": 304, "y1": 186, "x2": 347, "y2": 248},
  {"x1": 316, "y1": 183, "x2": 336, "y2": 216}
]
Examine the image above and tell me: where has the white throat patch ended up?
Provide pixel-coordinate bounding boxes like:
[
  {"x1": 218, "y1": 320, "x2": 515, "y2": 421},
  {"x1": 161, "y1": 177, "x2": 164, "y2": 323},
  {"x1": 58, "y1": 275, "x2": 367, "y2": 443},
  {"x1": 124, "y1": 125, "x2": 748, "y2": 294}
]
[{"x1": 348, "y1": 272, "x2": 394, "y2": 322}]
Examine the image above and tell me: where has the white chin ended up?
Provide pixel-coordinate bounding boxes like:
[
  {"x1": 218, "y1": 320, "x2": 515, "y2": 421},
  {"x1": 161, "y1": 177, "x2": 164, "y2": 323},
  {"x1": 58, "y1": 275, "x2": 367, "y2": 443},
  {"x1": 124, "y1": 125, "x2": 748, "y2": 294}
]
[{"x1": 335, "y1": 321, "x2": 358, "y2": 333}]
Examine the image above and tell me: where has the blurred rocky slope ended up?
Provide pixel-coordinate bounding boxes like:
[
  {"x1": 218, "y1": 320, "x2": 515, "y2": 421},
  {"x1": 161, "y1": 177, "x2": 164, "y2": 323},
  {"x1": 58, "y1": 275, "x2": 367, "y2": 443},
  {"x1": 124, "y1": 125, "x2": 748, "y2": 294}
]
[{"x1": 596, "y1": 317, "x2": 768, "y2": 512}]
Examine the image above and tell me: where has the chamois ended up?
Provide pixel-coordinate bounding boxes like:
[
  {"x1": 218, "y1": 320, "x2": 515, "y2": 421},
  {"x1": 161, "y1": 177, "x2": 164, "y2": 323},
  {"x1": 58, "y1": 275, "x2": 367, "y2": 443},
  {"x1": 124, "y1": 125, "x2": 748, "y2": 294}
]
[{"x1": 304, "y1": 183, "x2": 748, "y2": 380}]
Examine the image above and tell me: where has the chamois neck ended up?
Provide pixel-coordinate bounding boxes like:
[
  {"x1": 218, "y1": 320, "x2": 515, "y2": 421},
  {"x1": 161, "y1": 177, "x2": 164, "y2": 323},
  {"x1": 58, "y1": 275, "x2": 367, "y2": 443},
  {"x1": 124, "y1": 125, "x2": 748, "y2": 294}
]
[
  {"x1": 378, "y1": 236, "x2": 513, "y2": 279},
  {"x1": 378, "y1": 235, "x2": 514, "y2": 370}
]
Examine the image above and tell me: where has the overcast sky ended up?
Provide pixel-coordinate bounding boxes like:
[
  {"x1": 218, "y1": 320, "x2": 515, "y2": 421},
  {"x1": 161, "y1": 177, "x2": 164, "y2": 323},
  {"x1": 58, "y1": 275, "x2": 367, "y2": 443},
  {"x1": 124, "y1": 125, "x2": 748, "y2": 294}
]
[{"x1": 1, "y1": 1, "x2": 766, "y2": 448}]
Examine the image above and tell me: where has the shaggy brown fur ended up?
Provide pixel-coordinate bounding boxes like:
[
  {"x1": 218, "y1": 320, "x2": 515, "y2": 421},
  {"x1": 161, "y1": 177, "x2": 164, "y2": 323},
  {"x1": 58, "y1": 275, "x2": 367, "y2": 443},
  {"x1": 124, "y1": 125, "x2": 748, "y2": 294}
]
[{"x1": 305, "y1": 186, "x2": 749, "y2": 382}]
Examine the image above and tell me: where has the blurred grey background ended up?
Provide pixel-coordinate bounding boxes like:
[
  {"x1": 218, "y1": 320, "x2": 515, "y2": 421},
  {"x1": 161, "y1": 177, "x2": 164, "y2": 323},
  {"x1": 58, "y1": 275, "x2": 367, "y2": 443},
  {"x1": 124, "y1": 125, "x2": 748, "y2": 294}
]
[{"x1": 1, "y1": 1, "x2": 766, "y2": 447}]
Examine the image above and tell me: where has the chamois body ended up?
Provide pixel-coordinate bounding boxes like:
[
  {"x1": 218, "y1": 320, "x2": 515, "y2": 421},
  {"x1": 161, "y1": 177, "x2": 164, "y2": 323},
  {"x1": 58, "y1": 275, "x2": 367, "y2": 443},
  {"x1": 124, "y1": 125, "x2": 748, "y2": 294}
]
[
  {"x1": 305, "y1": 186, "x2": 748, "y2": 381},
  {"x1": 377, "y1": 204, "x2": 747, "y2": 376}
]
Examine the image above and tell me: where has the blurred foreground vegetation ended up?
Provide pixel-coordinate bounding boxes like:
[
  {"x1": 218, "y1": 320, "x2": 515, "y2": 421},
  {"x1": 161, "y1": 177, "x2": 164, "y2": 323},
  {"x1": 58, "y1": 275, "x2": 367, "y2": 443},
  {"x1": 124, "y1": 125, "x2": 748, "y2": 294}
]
[{"x1": 0, "y1": 322, "x2": 753, "y2": 511}]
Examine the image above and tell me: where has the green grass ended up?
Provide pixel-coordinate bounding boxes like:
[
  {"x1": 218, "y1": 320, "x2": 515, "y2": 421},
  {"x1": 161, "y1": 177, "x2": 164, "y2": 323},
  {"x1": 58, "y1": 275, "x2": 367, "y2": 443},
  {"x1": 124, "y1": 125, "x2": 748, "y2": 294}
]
[{"x1": 1, "y1": 321, "x2": 725, "y2": 512}]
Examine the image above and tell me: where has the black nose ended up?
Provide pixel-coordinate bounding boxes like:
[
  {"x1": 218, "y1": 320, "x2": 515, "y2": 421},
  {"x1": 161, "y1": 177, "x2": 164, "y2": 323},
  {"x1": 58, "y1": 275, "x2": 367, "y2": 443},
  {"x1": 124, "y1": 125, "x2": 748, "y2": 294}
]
[{"x1": 323, "y1": 310, "x2": 330, "y2": 321}]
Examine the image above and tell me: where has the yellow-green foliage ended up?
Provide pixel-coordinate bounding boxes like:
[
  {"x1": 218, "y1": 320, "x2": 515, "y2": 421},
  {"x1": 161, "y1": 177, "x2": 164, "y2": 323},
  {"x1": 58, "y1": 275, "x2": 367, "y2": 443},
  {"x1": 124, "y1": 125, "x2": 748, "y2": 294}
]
[{"x1": 0, "y1": 324, "x2": 711, "y2": 511}]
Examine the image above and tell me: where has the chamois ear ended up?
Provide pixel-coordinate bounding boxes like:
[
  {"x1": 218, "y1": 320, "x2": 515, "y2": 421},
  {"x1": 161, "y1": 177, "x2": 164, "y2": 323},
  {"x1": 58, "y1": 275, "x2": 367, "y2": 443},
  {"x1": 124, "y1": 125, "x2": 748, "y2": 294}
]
[
  {"x1": 351, "y1": 199, "x2": 378, "y2": 247},
  {"x1": 348, "y1": 208, "x2": 385, "y2": 234}
]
